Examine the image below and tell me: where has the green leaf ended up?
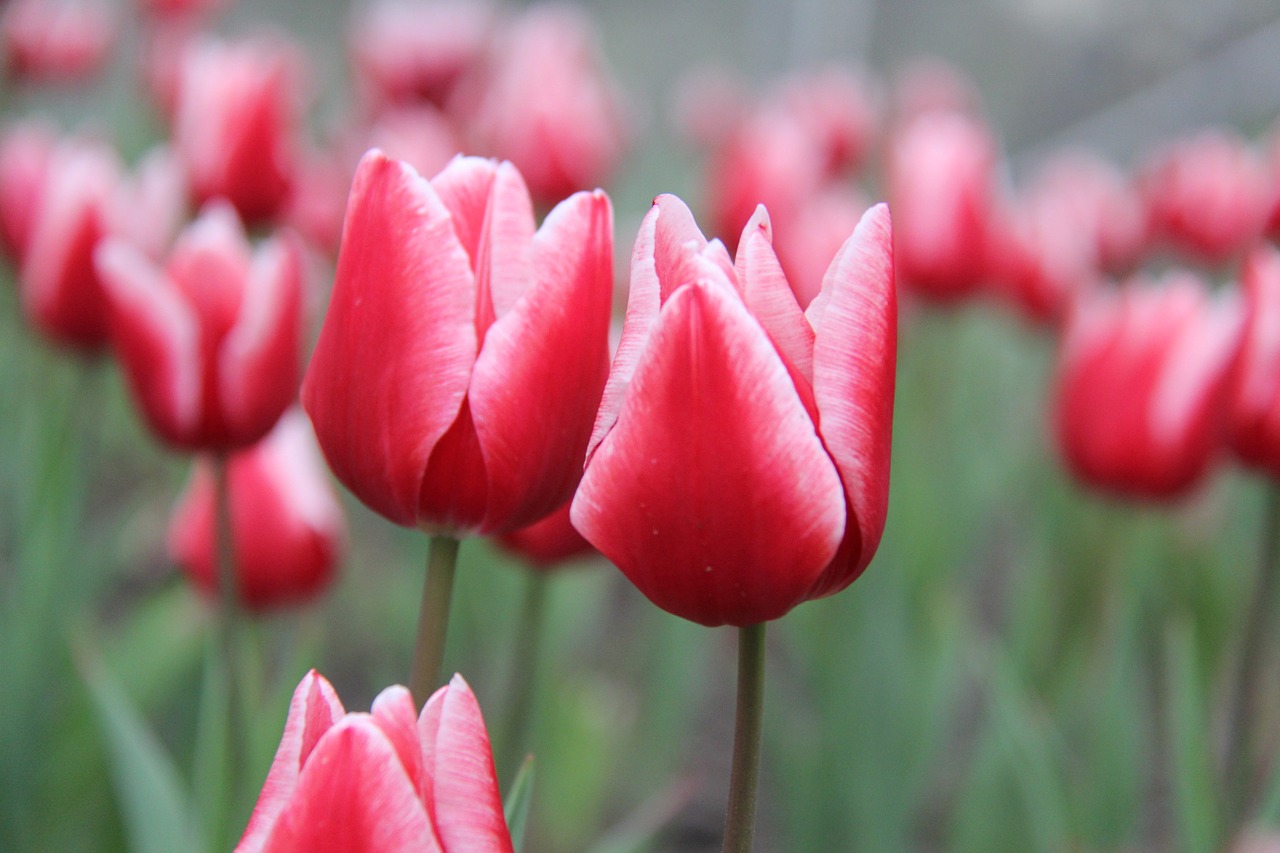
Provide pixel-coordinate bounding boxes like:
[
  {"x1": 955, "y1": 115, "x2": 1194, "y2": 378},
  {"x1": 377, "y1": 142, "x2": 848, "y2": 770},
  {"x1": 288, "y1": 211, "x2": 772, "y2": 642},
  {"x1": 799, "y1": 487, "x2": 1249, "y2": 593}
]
[
  {"x1": 504, "y1": 754, "x2": 535, "y2": 852},
  {"x1": 78, "y1": 648, "x2": 202, "y2": 853}
]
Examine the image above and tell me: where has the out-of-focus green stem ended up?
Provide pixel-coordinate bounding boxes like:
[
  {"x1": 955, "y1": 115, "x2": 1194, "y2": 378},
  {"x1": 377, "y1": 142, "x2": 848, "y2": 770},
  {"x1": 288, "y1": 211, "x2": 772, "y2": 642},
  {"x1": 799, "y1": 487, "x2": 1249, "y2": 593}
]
[
  {"x1": 723, "y1": 623, "x2": 766, "y2": 853},
  {"x1": 211, "y1": 454, "x2": 246, "y2": 848},
  {"x1": 500, "y1": 571, "x2": 550, "y2": 784},
  {"x1": 1224, "y1": 484, "x2": 1280, "y2": 827},
  {"x1": 410, "y1": 536, "x2": 461, "y2": 705}
]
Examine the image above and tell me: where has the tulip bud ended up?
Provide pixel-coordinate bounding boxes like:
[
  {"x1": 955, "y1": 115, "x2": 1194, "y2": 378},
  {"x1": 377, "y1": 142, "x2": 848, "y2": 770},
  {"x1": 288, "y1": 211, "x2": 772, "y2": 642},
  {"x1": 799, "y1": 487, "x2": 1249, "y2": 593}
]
[
  {"x1": 236, "y1": 671, "x2": 514, "y2": 852},
  {"x1": 170, "y1": 411, "x2": 344, "y2": 612},
  {"x1": 0, "y1": 120, "x2": 56, "y2": 265},
  {"x1": 1054, "y1": 276, "x2": 1241, "y2": 498},
  {"x1": 1229, "y1": 246, "x2": 1280, "y2": 476},
  {"x1": 572, "y1": 196, "x2": 896, "y2": 627},
  {"x1": 2, "y1": 0, "x2": 115, "y2": 83},
  {"x1": 96, "y1": 201, "x2": 304, "y2": 451}
]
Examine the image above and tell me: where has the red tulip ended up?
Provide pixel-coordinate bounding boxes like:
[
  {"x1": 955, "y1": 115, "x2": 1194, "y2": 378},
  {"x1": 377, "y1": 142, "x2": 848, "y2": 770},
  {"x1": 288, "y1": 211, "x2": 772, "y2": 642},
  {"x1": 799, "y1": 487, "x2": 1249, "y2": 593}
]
[
  {"x1": 1054, "y1": 276, "x2": 1241, "y2": 499},
  {"x1": 460, "y1": 4, "x2": 629, "y2": 205},
  {"x1": 170, "y1": 410, "x2": 345, "y2": 611},
  {"x1": 496, "y1": 501, "x2": 595, "y2": 569},
  {"x1": 571, "y1": 196, "x2": 896, "y2": 627},
  {"x1": 173, "y1": 36, "x2": 301, "y2": 223},
  {"x1": 887, "y1": 109, "x2": 998, "y2": 300},
  {"x1": 1140, "y1": 128, "x2": 1272, "y2": 264},
  {"x1": 1229, "y1": 246, "x2": 1280, "y2": 476},
  {"x1": 237, "y1": 670, "x2": 513, "y2": 853},
  {"x1": 2, "y1": 0, "x2": 115, "y2": 83},
  {"x1": 96, "y1": 201, "x2": 304, "y2": 451},
  {"x1": 302, "y1": 150, "x2": 613, "y2": 536}
]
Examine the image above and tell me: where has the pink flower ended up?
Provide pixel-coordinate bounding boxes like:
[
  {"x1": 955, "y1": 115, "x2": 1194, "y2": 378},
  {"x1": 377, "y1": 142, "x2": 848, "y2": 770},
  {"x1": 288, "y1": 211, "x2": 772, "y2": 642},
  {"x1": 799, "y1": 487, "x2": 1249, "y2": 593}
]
[
  {"x1": 572, "y1": 196, "x2": 896, "y2": 627},
  {"x1": 237, "y1": 671, "x2": 513, "y2": 853},
  {"x1": 96, "y1": 202, "x2": 304, "y2": 451},
  {"x1": 1229, "y1": 246, "x2": 1280, "y2": 476},
  {"x1": 2, "y1": 0, "x2": 115, "y2": 83},
  {"x1": 170, "y1": 410, "x2": 345, "y2": 611},
  {"x1": 0, "y1": 120, "x2": 57, "y2": 265},
  {"x1": 1054, "y1": 276, "x2": 1241, "y2": 498},
  {"x1": 302, "y1": 151, "x2": 613, "y2": 535}
]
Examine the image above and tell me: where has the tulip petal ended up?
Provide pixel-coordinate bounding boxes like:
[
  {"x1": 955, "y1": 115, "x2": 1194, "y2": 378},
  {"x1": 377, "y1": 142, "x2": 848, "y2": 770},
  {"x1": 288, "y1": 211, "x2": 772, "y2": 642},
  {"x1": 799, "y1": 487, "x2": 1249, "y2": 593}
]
[
  {"x1": 219, "y1": 232, "x2": 303, "y2": 445},
  {"x1": 370, "y1": 685, "x2": 425, "y2": 793},
  {"x1": 476, "y1": 161, "x2": 535, "y2": 323},
  {"x1": 736, "y1": 205, "x2": 815, "y2": 383},
  {"x1": 422, "y1": 676, "x2": 513, "y2": 853},
  {"x1": 237, "y1": 670, "x2": 345, "y2": 852},
  {"x1": 430, "y1": 154, "x2": 497, "y2": 266},
  {"x1": 807, "y1": 204, "x2": 897, "y2": 596},
  {"x1": 96, "y1": 239, "x2": 202, "y2": 441},
  {"x1": 572, "y1": 280, "x2": 846, "y2": 626},
  {"x1": 257, "y1": 717, "x2": 442, "y2": 853},
  {"x1": 469, "y1": 189, "x2": 613, "y2": 532},
  {"x1": 302, "y1": 150, "x2": 477, "y2": 527}
]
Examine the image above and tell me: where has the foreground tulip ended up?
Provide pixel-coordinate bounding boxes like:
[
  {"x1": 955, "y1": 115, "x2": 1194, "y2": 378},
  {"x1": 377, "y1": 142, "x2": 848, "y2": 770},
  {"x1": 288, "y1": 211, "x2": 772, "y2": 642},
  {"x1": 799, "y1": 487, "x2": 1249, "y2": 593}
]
[
  {"x1": 572, "y1": 194, "x2": 896, "y2": 628},
  {"x1": 96, "y1": 201, "x2": 304, "y2": 451},
  {"x1": 170, "y1": 410, "x2": 345, "y2": 611},
  {"x1": 237, "y1": 670, "x2": 513, "y2": 853},
  {"x1": 1054, "y1": 276, "x2": 1241, "y2": 499}
]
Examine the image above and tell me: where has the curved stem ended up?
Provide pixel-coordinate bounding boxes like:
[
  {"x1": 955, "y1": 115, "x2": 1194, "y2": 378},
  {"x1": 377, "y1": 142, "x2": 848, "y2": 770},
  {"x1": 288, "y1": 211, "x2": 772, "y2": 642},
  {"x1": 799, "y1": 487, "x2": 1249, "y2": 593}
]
[
  {"x1": 723, "y1": 623, "x2": 766, "y2": 853},
  {"x1": 500, "y1": 571, "x2": 550, "y2": 784},
  {"x1": 1224, "y1": 484, "x2": 1280, "y2": 826},
  {"x1": 410, "y1": 536, "x2": 461, "y2": 705}
]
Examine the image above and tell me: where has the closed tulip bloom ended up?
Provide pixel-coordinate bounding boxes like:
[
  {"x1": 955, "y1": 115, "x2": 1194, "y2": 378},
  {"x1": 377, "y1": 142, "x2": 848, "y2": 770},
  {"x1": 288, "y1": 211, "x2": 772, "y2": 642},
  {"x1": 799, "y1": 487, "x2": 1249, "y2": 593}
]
[
  {"x1": 1054, "y1": 276, "x2": 1241, "y2": 499},
  {"x1": 571, "y1": 195, "x2": 896, "y2": 627},
  {"x1": 0, "y1": 120, "x2": 55, "y2": 265},
  {"x1": 497, "y1": 501, "x2": 594, "y2": 569},
  {"x1": 170, "y1": 411, "x2": 344, "y2": 611},
  {"x1": 174, "y1": 36, "x2": 300, "y2": 223},
  {"x1": 237, "y1": 670, "x2": 513, "y2": 853},
  {"x1": 96, "y1": 201, "x2": 304, "y2": 451},
  {"x1": 2, "y1": 0, "x2": 115, "y2": 83},
  {"x1": 1229, "y1": 247, "x2": 1280, "y2": 475},
  {"x1": 302, "y1": 150, "x2": 613, "y2": 536}
]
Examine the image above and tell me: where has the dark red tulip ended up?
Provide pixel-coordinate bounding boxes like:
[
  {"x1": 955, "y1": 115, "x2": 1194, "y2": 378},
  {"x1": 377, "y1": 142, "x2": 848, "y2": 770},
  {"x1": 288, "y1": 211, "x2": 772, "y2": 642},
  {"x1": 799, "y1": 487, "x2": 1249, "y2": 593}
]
[
  {"x1": 96, "y1": 201, "x2": 304, "y2": 451},
  {"x1": 237, "y1": 671, "x2": 513, "y2": 853},
  {"x1": 302, "y1": 151, "x2": 613, "y2": 536},
  {"x1": 572, "y1": 196, "x2": 896, "y2": 627},
  {"x1": 1054, "y1": 276, "x2": 1241, "y2": 498},
  {"x1": 170, "y1": 411, "x2": 345, "y2": 611}
]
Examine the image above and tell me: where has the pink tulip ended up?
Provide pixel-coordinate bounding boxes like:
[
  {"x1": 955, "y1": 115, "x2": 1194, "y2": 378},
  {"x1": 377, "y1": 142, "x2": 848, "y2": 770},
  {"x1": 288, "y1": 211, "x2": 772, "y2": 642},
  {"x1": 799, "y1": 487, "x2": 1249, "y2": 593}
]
[
  {"x1": 460, "y1": 4, "x2": 629, "y2": 205},
  {"x1": 302, "y1": 150, "x2": 613, "y2": 536},
  {"x1": 0, "y1": 120, "x2": 56, "y2": 265},
  {"x1": 496, "y1": 501, "x2": 594, "y2": 569},
  {"x1": 2, "y1": 0, "x2": 114, "y2": 83},
  {"x1": 1054, "y1": 276, "x2": 1241, "y2": 498},
  {"x1": 170, "y1": 411, "x2": 344, "y2": 611},
  {"x1": 1229, "y1": 246, "x2": 1280, "y2": 476},
  {"x1": 572, "y1": 196, "x2": 896, "y2": 627},
  {"x1": 237, "y1": 671, "x2": 513, "y2": 853},
  {"x1": 96, "y1": 201, "x2": 304, "y2": 451},
  {"x1": 1140, "y1": 128, "x2": 1272, "y2": 264},
  {"x1": 173, "y1": 36, "x2": 301, "y2": 223}
]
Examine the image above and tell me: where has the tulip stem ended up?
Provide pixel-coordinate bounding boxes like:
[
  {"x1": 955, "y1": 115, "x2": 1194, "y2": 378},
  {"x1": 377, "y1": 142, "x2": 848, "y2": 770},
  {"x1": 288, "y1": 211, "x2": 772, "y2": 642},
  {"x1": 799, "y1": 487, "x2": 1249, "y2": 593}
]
[
  {"x1": 723, "y1": 623, "x2": 766, "y2": 853},
  {"x1": 211, "y1": 454, "x2": 245, "y2": 835},
  {"x1": 500, "y1": 571, "x2": 550, "y2": 784},
  {"x1": 411, "y1": 535, "x2": 461, "y2": 704},
  {"x1": 1223, "y1": 484, "x2": 1280, "y2": 826}
]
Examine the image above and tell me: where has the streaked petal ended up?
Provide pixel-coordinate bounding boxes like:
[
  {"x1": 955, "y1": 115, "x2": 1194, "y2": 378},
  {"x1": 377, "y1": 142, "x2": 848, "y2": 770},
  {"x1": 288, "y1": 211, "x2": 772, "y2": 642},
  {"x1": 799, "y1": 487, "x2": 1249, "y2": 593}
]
[
  {"x1": 572, "y1": 280, "x2": 845, "y2": 626},
  {"x1": 302, "y1": 150, "x2": 477, "y2": 527},
  {"x1": 370, "y1": 686, "x2": 425, "y2": 793},
  {"x1": 430, "y1": 154, "x2": 497, "y2": 266},
  {"x1": 735, "y1": 205, "x2": 815, "y2": 383},
  {"x1": 475, "y1": 161, "x2": 535, "y2": 324},
  {"x1": 808, "y1": 204, "x2": 897, "y2": 596},
  {"x1": 470, "y1": 189, "x2": 613, "y2": 532}
]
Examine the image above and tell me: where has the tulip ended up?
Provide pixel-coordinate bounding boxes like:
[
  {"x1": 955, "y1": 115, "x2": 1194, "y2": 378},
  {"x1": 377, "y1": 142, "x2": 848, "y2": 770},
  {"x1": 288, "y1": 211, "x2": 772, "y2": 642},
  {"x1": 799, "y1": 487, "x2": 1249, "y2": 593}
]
[
  {"x1": 173, "y1": 36, "x2": 301, "y2": 223},
  {"x1": 0, "y1": 120, "x2": 56, "y2": 266},
  {"x1": 571, "y1": 194, "x2": 896, "y2": 628},
  {"x1": 1140, "y1": 128, "x2": 1272, "y2": 264},
  {"x1": 302, "y1": 149, "x2": 613, "y2": 537},
  {"x1": 460, "y1": 4, "x2": 629, "y2": 205},
  {"x1": 170, "y1": 410, "x2": 345, "y2": 611},
  {"x1": 496, "y1": 501, "x2": 594, "y2": 569},
  {"x1": 237, "y1": 670, "x2": 513, "y2": 853},
  {"x1": 95, "y1": 201, "x2": 304, "y2": 451},
  {"x1": 1054, "y1": 275, "x2": 1241, "y2": 499},
  {"x1": 2, "y1": 0, "x2": 115, "y2": 83},
  {"x1": 1229, "y1": 246, "x2": 1280, "y2": 476}
]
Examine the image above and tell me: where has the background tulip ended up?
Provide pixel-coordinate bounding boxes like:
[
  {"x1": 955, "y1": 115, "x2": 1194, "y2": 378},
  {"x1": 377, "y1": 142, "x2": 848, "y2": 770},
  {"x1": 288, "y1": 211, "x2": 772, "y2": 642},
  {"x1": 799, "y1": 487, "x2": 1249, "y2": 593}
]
[
  {"x1": 96, "y1": 200, "x2": 304, "y2": 451},
  {"x1": 302, "y1": 149, "x2": 613, "y2": 537},
  {"x1": 1230, "y1": 246, "x2": 1280, "y2": 477},
  {"x1": 496, "y1": 502, "x2": 594, "y2": 569},
  {"x1": 169, "y1": 410, "x2": 345, "y2": 611},
  {"x1": 237, "y1": 670, "x2": 513, "y2": 853},
  {"x1": 572, "y1": 195, "x2": 896, "y2": 628}
]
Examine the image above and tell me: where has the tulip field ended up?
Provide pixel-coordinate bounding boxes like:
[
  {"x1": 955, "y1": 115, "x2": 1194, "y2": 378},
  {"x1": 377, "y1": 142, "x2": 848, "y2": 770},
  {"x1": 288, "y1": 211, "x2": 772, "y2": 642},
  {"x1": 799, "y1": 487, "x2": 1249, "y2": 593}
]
[{"x1": 8, "y1": 1, "x2": 1280, "y2": 851}]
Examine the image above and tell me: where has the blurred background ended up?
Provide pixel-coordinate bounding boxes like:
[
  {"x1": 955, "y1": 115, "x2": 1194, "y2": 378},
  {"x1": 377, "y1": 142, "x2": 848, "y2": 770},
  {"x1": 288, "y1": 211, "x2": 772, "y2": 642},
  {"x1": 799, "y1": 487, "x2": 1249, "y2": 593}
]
[{"x1": 6, "y1": 0, "x2": 1280, "y2": 851}]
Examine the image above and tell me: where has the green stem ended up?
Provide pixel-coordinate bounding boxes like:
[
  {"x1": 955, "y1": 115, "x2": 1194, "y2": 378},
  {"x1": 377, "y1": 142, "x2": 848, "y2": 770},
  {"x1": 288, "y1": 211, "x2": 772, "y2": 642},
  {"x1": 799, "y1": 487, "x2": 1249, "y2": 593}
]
[
  {"x1": 210, "y1": 454, "x2": 246, "y2": 847},
  {"x1": 1223, "y1": 484, "x2": 1280, "y2": 827},
  {"x1": 500, "y1": 571, "x2": 550, "y2": 784},
  {"x1": 410, "y1": 536, "x2": 461, "y2": 704},
  {"x1": 723, "y1": 623, "x2": 766, "y2": 853}
]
